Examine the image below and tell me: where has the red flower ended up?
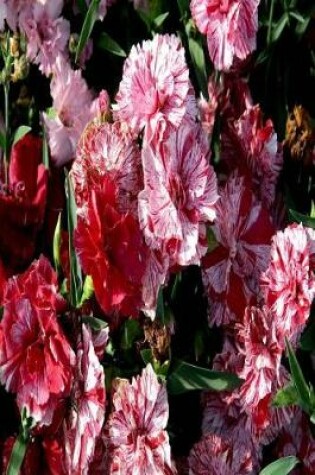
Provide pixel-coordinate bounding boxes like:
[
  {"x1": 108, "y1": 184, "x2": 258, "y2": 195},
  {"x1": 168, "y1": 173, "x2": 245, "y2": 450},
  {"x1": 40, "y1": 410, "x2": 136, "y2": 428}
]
[
  {"x1": 0, "y1": 133, "x2": 48, "y2": 273},
  {"x1": 74, "y1": 177, "x2": 147, "y2": 319},
  {"x1": 0, "y1": 256, "x2": 75, "y2": 427}
]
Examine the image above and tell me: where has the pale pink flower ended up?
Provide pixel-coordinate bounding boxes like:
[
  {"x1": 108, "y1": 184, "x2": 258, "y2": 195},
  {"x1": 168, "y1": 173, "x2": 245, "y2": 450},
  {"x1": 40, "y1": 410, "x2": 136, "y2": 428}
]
[
  {"x1": 72, "y1": 120, "x2": 142, "y2": 216},
  {"x1": 5, "y1": 0, "x2": 33, "y2": 31},
  {"x1": 260, "y1": 223, "x2": 315, "y2": 344},
  {"x1": 63, "y1": 325, "x2": 106, "y2": 475},
  {"x1": 43, "y1": 57, "x2": 97, "y2": 166},
  {"x1": 190, "y1": 0, "x2": 260, "y2": 71},
  {"x1": 131, "y1": 0, "x2": 149, "y2": 11},
  {"x1": 202, "y1": 174, "x2": 274, "y2": 326},
  {"x1": 114, "y1": 34, "x2": 191, "y2": 138},
  {"x1": 106, "y1": 364, "x2": 176, "y2": 474},
  {"x1": 189, "y1": 434, "x2": 253, "y2": 475},
  {"x1": 222, "y1": 105, "x2": 283, "y2": 208},
  {"x1": 20, "y1": 0, "x2": 70, "y2": 76},
  {"x1": 138, "y1": 121, "x2": 218, "y2": 267}
]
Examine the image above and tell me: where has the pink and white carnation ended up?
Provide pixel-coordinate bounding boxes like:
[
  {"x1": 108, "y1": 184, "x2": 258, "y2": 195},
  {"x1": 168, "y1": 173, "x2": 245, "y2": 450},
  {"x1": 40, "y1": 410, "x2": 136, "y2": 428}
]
[
  {"x1": 43, "y1": 57, "x2": 97, "y2": 166},
  {"x1": 63, "y1": 325, "x2": 106, "y2": 475},
  {"x1": 19, "y1": 0, "x2": 70, "y2": 76},
  {"x1": 72, "y1": 120, "x2": 142, "y2": 216},
  {"x1": 138, "y1": 121, "x2": 218, "y2": 267},
  {"x1": 190, "y1": 0, "x2": 260, "y2": 71},
  {"x1": 222, "y1": 104, "x2": 283, "y2": 208},
  {"x1": 236, "y1": 306, "x2": 283, "y2": 410},
  {"x1": 188, "y1": 433, "x2": 253, "y2": 475},
  {"x1": 260, "y1": 223, "x2": 315, "y2": 345},
  {"x1": 114, "y1": 34, "x2": 191, "y2": 139},
  {"x1": 202, "y1": 174, "x2": 274, "y2": 327},
  {"x1": 106, "y1": 364, "x2": 176, "y2": 474},
  {"x1": 0, "y1": 256, "x2": 75, "y2": 427}
]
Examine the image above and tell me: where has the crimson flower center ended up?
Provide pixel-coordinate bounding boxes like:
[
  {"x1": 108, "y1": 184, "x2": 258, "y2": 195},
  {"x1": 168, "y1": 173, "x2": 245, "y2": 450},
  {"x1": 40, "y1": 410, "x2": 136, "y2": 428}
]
[{"x1": 169, "y1": 174, "x2": 186, "y2": 209}]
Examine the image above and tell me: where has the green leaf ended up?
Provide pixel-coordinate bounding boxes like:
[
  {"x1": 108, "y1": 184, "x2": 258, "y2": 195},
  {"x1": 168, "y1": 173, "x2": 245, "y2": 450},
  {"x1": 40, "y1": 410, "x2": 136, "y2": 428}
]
[
  {"x1": 289, "y1": 11, "x2": 305, "y2": 23},
  {"x1": 259, "y1": 456, "x2": 299, "y2": 475},
  {"x1": 187, "y1": 35, "x2": 208, "y2": 96},
  {"x1": 300, "y1": 321, "x2": 315, "y2": 351},
  {"x1": 207, "y1": 227, "x2": 218, "y2": 252},
  {"x1": 0, "y1": 132, "x2": 5, "y2": 150},
  {"x1": 75, "y1": 0, "x2": 101, "y2": 63},
  {"x1": 141, "y1": 348, "x2": 154, "y2": 365},
  {"x1": 271, "y1": 14, "x2": 288, "y2": 42},
  {"x1": 82, "y1": 315, "x2": 108, "y2": 332},
  {"x1": 177, "y1": 0, "x2": 190, "y2": 18},
  {"x1": 288, "y1": 208, "x2": 315, "y2": 229},
  {"x1": 167, "y1": 360, "x2": 242, "y2": 395},
  {"x1": 79, "y1": 275, "x2": 94, "y2": 307},
  {"x1": 77, "y1": 0, "x2": 88, "y2": 15},
  {"x1": 137, "y1": 10, "x2": 151, "y2": 31},
  {"x1": 121, "y1": 320, "x2": 142, "y2": 350},
  {"x1": 153, "y1": 12, "x2": 169, "y2": 28},
  {"x1": 45, "y1": 107, "x2": 57, "y2": 120},
  {"x1": 140, "y1": 350, "x2": 170, "y2": 380},
  {"x1": 12, "y1": 125, "x2": 31, "y2": 147},
  {"x1": 97, "y1": 32, "x2": 127, "y2": 58},
  {"x1": 273, "y1": 383, "x2": 299, "y2": 407},
  {"x1": 6, "y1": 432, "x2": 29, "y2": 475},
  {"x1": 156, "y1": 287, "x2": 165, "y2": 323},
  {"x1": 286, "y1": 338, "x2": 311, "y2": 412},
  {"x1": 65, "y1": 172, "x2": 83, "y2": 307},
  {"x1": 53, "y1": 213, "x2": 62, "y2": 272},
  {"x1": 42, "y1": 128, "x2": 49, "y2": 169}
]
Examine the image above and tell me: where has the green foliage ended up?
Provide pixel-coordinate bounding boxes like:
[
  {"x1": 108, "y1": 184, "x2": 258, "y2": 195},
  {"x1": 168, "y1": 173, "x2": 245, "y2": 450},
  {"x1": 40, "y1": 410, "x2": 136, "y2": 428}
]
[
  {"x1": 259, "y1": 456, "x2": 299, "y2": 475},
  {"x1": 167, "y1": 360, "x2": 242, "y2": 395}
]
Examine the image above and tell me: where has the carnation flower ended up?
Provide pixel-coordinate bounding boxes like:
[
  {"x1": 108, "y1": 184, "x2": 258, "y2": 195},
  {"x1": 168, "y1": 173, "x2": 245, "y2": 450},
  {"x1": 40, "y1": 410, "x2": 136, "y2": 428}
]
[
  {"x1": 72, "y1": 120, "x2": 142, "y2": 216},
  {"x1": 138, "y1": 121, "x2": 218, "y2": 267},
  {"x1": 276, "y1": 410, "x2": 315, "y2": 475},
  {"x1": 190, "y1": 0, "x2": 260, "y2": 71},
  {"x1": 0, "y1": 256, "x2": 75, "y2": 426},
  {"x1": 63, "y1": 325, "x2": 106, "y2": 475},
  {"x1": 260, "y1": 223, "x2": 315, "y2": 344},
  {"x1": 222, "y1": 105, "x2": 283, "y2": 208},
  {"x1": 189, "y1": 434, "x2": 253, "y2": 475},
  {"x1": 43, "y1": 57, "x2": 97, "y2": 166},
  {"x1": 114, "y1": 34, "x2": 191, "y2": 138},
  {"x1": 106, "y1": 364, "x2": 175, "y2": 474},
  {"x1": 0, "y1": 133, "x2": 48, "y2": 273},
  {"x1": 236, "y1": 306, "x2": 283, "y2": 410},
  {"x1": 202, "y1": 174, "x2": 274, "y2": 326},
  {"x1": 20, "y1": 0, "x2": 70, "y2": 76},
  {"x1": 74, "y1": 177, "x2": 147, "y2": 320}
]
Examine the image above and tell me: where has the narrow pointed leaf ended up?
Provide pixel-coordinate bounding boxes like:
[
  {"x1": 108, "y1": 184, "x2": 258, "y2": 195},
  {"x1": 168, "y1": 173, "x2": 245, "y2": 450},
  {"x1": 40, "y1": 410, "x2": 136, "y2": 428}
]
[
  {"x1": 12, "y1": 125, "x2": 31, "y2": 147},
  {"x1": 167, "y1": 360, "x2": 242, "y2": 395},
  {"x1": 75, "y1": 0, "x2": 101, "y2": 63},
  {"x1": 259, "y1": 456, "x2": 299, "y2": 475},
  {"x1": 65, "y1": 172, "x2": 83, "y2": 307},
  {"x1": 53, "y1": 213, "x2": 62, "y2": 272},
  {"x1": 97, "y1": 32, "x2": 126, "y2": 57},
  {"x1": 153, "y1": 12, "x2": 169, "y2": 28},
  {"x1": 0, "y1": 132, "x2": 5, "y2": 150},
  {"x1": 286, "y1": 338, "x2": 311, "y2": 411},
  {"x1": 288, "y1": 208, "x2": 315, "y2": 229}
]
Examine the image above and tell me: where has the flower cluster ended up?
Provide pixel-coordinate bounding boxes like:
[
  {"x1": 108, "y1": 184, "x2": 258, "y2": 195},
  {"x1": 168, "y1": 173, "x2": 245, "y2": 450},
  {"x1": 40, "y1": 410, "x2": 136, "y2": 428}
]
[{"x1": 0, "y1": 0, "x2": 314, "y2": 473}]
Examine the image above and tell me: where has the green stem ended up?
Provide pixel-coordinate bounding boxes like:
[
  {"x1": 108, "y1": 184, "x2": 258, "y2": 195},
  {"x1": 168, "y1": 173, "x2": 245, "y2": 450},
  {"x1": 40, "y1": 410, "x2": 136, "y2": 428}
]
[
  {"x1": 267, "y1": 0, "x2": 276, "y2": 45},
  {"x1": 6, "y1": 429, "x2": 29, "y2": 475}
]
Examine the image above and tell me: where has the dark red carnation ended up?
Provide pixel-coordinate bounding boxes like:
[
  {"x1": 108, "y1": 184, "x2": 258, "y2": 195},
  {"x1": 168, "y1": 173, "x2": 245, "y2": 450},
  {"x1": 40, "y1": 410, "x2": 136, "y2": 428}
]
[{"x1": 0, "y1": 133, "x2": 48, "y2": 273}]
